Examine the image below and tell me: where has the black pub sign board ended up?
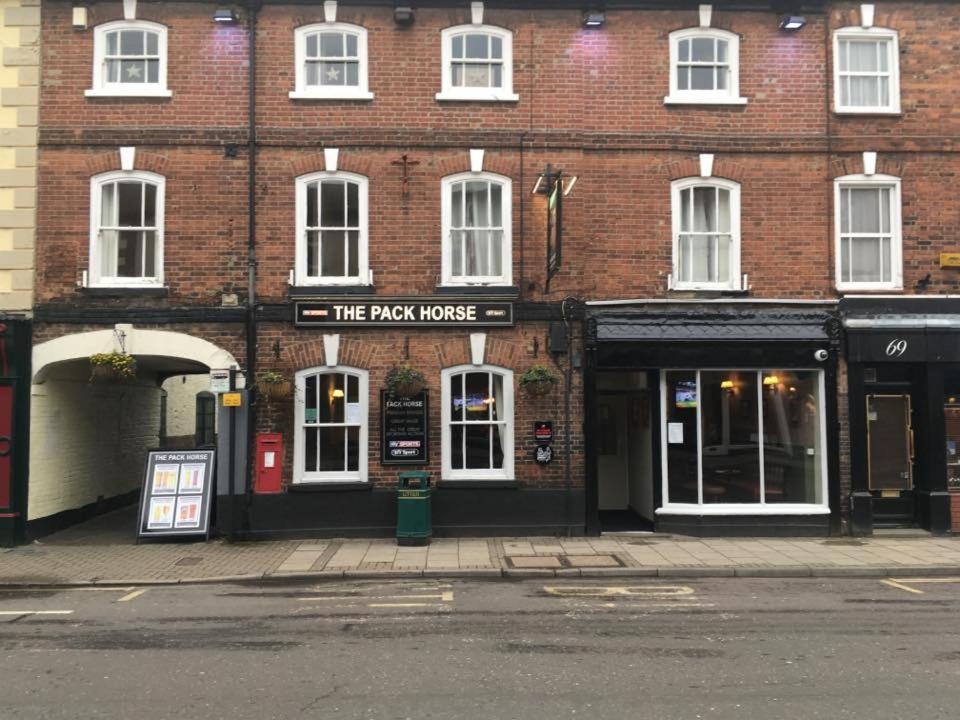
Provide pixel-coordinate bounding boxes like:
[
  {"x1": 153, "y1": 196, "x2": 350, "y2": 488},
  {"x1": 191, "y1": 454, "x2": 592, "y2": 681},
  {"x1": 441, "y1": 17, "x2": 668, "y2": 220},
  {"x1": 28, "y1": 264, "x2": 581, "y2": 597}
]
[
  {"x1": 296, "y1": 300, "x2": 514, "y2": 327},
  {"x1": 137, "y1": 449, "x2": 216, "y2": 539},
  {"x1": 381, "y1": 390, "x2": 430, "y2": 465}
]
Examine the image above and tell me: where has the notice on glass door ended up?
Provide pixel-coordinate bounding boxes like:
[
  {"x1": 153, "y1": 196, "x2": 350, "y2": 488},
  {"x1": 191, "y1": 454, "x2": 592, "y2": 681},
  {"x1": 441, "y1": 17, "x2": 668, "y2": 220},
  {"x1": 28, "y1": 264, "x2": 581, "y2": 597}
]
[{"x1": 667, "y1": 422, "x2": 684, "y2": 444}]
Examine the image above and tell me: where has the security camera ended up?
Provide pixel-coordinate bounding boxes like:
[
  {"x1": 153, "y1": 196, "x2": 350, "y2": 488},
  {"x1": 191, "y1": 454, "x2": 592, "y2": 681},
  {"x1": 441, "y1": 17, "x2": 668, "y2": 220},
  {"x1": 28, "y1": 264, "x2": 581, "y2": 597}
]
[{"x1": 814, "y1": 349, "x2": 829, "y2": 362}]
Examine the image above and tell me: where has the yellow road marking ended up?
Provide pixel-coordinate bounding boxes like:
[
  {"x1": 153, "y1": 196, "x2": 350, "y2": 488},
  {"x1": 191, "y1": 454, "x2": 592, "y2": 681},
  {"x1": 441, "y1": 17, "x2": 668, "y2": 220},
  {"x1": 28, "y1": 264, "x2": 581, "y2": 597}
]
[
  {"x1": 890, "y1": 577, "x2": 960, "y2": 584},
  {"x1": 880, "y1": 579, "x2": 924, "y2": 594},
  {"x1": 296, "y1": 592, "x2": 454, "y2": 602},
  {"x1": 117, "y1": 589, "x2": 147, "y2": 603},
  {"x1": 368, "y1": 603, "x2": 432, "y2": 608},
  {"x1": 0, "y1": 610, "x2": 74, "y2": 616}
]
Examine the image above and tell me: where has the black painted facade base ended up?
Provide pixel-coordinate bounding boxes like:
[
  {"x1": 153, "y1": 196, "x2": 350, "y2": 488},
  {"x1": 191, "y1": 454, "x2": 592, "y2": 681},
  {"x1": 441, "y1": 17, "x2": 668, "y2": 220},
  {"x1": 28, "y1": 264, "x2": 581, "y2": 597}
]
[
  {"x1": 918, "y1": 490, "x2": 952, "y2": 535},
  {"x1": 25, "y1": 488, "x2": 140, "y2": 541},
  {"x1": 656, "y1": 514, "x2": 831, "y2": 537},
  {"x1": 0, "y1": 516, "x2": 16, "y2": 547},
  {"x1": 239, "y1": 488, "x2": 585, "y2": 539}
]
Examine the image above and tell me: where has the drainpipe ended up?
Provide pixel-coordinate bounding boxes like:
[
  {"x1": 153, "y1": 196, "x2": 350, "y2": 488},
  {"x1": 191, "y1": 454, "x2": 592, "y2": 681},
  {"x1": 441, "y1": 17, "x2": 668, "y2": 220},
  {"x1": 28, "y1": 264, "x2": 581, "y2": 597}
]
[{"x1": 244, "y1": 0, "x2": 261, "y2": 537}]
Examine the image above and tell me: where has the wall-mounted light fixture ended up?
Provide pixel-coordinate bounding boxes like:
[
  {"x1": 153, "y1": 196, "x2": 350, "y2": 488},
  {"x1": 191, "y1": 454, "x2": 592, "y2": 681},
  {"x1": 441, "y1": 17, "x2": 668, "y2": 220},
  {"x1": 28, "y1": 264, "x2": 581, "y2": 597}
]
[
  {"x1": 778, "y1": 15, "x2": 807, "y2": 31},
  {"x1": 72, "y1": 6, "x2": 88, "y2": 29},
  {"x1": 213, "y1": 8, "x2": 238, "y2": 23},
  {"x1": 583, "y1": 11, "x2": 605, "y2": 28},
  {"x1": 394, "y1": 4, "x2": 414, "y2": 25}
]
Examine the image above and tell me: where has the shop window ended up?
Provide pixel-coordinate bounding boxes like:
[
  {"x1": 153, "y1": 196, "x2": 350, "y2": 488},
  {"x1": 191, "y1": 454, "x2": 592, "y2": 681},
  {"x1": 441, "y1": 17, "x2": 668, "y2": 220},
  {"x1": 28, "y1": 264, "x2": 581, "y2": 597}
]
[
  {"x1": 294, "y1": 367, "x2": 368, "y2": 483},
  {"x1": 295, "y1": 172, "x2": 369, "y2": 286},
  {"x1": 834, "y1": 175, "x2": 902, "y2": 291},
  {"x1": 291, "y1": 23, "x2": 373, "y2": 100},
  {"x1": 195, "y1": 392, "x2": 215, "y2": 446},
  {"x1": 833, "y1": 27, "x2": 900, "y2": 114},
  {"x1": 671, "y1": 178, "x2": 741, "y2": 290},
  {"x1": 661, "y1": 369, "x2": 827, "y2": 511},
  {"x1": 89, "y1": 170, "x2": 165, "y2": 287},
  {"x1": 665, "y1": 28, "x2": 745, "y2": 105},
  {"x1": 441, "y1": 365, "x2": 514, "y2": 480},
  {"x1": 437, "y1": 25, "x2": 519, "y2": 102},
  {"x1": 441, "y1": 172, "x2": 512, "y2": 286},
  {"x1": 86, "y1": 20, "x2": 171, "y2": 97}
]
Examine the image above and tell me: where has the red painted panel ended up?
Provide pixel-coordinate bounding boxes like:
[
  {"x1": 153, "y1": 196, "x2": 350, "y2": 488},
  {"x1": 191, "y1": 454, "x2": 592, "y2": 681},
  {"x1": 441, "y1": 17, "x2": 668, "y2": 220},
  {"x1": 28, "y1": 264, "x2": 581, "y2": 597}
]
[
  {"x1": 0, "y1": 385, "x2": 12, "y2": 509},
  {"x1": 254, "y1": 433, "x2": 283, "y2": 494}
]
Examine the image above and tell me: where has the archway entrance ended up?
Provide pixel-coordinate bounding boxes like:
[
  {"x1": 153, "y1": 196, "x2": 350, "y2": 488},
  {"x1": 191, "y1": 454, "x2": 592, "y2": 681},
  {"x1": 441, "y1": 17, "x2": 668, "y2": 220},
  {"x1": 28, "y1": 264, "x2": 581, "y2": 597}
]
[{"x1": 29, "y1": 325, "x2": 239, "y2": 539}]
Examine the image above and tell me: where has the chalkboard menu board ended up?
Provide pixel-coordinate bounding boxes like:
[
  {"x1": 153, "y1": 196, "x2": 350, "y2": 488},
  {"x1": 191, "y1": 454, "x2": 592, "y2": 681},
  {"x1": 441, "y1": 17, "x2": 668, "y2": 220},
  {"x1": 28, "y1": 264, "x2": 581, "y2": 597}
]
[
  {"x1": 381, "y1": 390, "x2": 429, "y2": 465},
  {"x1": 137, "y1": 449, "x2": 216, "y2": 539}
]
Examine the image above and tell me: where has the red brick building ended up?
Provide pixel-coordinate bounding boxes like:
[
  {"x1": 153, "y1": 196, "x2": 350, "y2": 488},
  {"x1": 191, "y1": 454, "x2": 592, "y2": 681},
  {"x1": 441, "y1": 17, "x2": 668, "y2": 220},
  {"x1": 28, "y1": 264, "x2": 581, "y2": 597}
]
[{"x1": 27, "y1": 0, "x2": 960, "y2": 539}]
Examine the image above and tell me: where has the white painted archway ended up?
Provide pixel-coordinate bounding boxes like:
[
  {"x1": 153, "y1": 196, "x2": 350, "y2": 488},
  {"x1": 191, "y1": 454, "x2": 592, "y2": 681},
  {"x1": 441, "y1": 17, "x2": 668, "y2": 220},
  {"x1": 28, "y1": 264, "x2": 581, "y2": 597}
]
[{"x1": 32, "y1": 324, "x2": 240, "y2": 383}]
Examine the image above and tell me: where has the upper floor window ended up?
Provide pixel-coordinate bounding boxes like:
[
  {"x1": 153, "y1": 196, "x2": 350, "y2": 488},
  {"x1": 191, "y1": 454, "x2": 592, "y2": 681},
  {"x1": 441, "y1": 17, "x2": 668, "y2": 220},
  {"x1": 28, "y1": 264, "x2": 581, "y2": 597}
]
[
  {"x1": 437, "y1": 25, "x2": 518, "y2": 102},
  {"x1": 89, "y1": 170, "x2": 164, "y2": 287},
  {"x1": 440, "y1": 172, "x2": 512, "y2": 286},
  {"x1": 295, "y1": 172, "x2": 369, "y2": 286},
  {"x1": 291, "y1": 23, "x2": 373, "y2": 100},
  {"x1": 441, "y1": 365, "x2": 514, "y2": 481},
  {"x1": 294, "y1": 367, "x2": 369, "y2": 484},
  {"x1": 86, "y1": 21, "x2": 171, "y2": 98},
  {"x1": 671, "y1": 177, "x2": 741, "y2": 291},
  {"x1": 833, "y1": 27, "x2": 900, "y2": 114},
  {"x1": 834, "y1": 174, "x2": 902, "y2": 291},
  {"x1": 666, "y1": 28, "x2": 745, "y2": 105}
]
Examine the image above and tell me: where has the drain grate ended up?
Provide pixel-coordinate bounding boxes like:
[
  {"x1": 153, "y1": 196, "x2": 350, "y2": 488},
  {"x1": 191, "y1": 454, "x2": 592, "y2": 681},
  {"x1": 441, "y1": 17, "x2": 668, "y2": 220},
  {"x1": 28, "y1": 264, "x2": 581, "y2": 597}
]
[{"x1": 506, "y1": 554, "x2": 625, "y2": 569}]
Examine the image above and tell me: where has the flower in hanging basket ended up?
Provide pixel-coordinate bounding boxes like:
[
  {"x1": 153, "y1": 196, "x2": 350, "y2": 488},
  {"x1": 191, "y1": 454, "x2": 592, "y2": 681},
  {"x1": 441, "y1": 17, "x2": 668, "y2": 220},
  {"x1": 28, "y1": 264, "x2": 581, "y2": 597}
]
[
  {"x1": 518, "y1": 364, "x2": 559, "y2": 396},
  {"x1": 89, "y1": 351, "x2": 137, "y2": 383},
  {"x1": 256, "y1": 371, "x2": 293, "y2": 400},
  {"x1": 385, "y1": 364, "x2": 426, "y2": 397}
]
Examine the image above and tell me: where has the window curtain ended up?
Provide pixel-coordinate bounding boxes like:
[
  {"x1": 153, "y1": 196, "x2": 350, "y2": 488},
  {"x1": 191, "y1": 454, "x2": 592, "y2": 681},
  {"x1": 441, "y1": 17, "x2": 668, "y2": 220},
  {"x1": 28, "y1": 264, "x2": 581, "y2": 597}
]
[{"x1": 841, "y1": 40, "x2": 888, "y2": 107}]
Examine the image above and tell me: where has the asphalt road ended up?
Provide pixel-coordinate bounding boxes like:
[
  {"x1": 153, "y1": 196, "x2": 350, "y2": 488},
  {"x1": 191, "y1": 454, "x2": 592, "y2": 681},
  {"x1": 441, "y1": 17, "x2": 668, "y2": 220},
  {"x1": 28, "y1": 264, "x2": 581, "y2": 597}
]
[{"x1": 1, "y1": 576, "x2": 959, "y2": 719}]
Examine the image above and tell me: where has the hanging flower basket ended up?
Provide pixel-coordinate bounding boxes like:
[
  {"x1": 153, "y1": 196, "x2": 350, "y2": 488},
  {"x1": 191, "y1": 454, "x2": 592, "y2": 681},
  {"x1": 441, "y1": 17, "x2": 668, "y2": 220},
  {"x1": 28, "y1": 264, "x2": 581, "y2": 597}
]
[
  {"x1": 385, "y1": 365, "x2": 427, "y2": 398},
  {"x1": 518, "y1": 364, "x2": 559, "y2": 397},
  {"x1": 89, "y1": 352, "x2": 137, "y2": 384},
  {"x1": 256, "y1": 372, "x2": 293, "y2": 401}
]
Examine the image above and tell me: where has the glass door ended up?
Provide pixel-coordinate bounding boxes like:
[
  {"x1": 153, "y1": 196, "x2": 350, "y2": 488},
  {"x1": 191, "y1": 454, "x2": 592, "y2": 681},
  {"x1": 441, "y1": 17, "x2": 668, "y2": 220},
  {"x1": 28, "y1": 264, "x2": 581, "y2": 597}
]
[{"x1": 867, "y1": 394, "x2": 913, "y2": 495}]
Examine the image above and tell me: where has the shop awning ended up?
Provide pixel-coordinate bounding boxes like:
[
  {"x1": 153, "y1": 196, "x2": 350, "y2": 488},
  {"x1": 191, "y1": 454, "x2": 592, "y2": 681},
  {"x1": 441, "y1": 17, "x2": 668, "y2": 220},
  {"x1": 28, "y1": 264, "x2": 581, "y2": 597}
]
[{"x1": 590, "y1": 311, "x2": 832, "y2": 344}]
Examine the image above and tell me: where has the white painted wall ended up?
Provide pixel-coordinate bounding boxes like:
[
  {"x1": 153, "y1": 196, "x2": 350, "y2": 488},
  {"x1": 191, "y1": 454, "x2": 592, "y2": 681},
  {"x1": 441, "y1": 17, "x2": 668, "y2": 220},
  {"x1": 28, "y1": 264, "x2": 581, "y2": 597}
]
[
  {"x1": 161, "y1": 374, "x2": 214, "y2": 440},
  {"x1": 28, "y1": 363, "x2": 161, "y2": 521}
]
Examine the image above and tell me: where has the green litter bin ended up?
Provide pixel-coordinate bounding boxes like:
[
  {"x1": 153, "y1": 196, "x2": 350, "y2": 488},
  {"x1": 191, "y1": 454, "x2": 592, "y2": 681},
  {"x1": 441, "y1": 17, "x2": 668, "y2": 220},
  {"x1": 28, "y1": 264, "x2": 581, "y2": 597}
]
[{"x1": 397, "y1": 471, "x2": 431, "y2": 546}]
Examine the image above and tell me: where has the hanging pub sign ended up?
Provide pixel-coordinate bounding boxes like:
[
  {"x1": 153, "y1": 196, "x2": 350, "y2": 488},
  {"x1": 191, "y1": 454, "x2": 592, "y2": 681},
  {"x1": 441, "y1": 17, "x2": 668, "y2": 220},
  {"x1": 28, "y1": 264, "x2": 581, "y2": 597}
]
[
  {"x1": 534, "y1": 421, "x2": 554, "y2": 445},
  {"x1": 381, "y1": 390, "x2": 429, "y2": 465},
  {"x1": 296, "y1": 299, "x2": 514, "y2": 327},
  {"x1": 137, "y1": 449, "x2": 216, "y2": 540}
]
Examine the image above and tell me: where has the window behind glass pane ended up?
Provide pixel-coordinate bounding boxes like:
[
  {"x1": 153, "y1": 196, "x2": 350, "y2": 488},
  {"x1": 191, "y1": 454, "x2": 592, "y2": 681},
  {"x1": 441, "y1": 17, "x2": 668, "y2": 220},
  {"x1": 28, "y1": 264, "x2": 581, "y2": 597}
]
[
  {"x1": 305, "y1": 179, "x2": 362, "y2": 279},
  {"x1": 677, "y1": 185, "x2": 732, "y2": 285},
  {"x1": 449, "y1": 179, "x2": 505, "y2": 280},
  {"x1": 761, "y1": 371, "x2": 822, "y2": 504},
  {"x1": 838, "y1": 185, "x2": 893, "y2": 284},
  {"x1": 450, "y1": 32, "x2": 503, "y2": 89},
  {"x1": 104, "y1": 29, "x2": 160, "y2": 85},
  {"x1": 665, "y1": 371, "x2": 699, "y2": 503}
]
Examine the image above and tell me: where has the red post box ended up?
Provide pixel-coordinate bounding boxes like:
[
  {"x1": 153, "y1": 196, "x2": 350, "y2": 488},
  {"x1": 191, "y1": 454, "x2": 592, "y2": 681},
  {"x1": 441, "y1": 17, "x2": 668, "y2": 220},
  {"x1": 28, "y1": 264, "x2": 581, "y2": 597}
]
[{"x1": 254, "y1": 433, "x2": 283, "y2": 494}]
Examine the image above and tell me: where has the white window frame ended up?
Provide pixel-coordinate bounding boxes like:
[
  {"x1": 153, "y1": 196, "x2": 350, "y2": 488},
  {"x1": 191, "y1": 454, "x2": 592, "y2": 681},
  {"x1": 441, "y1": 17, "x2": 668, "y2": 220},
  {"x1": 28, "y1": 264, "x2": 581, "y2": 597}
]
[
  {"x1": 294, "y1": 171, "x2": 369, "y2": 287},
  {"x1": 441, "y1": 364, "x2": 514, "y2": 481},
  {"x1": 440, "y1": 171, "x2": 513, "y2": 287},
  {"x1": 833, "y1": 27, "x2": 900, "y2": 114},
  {"x1": 436, "y1": 25, "x2": 519, "y2": 102},
  {"x1": 665, "y1": 27, "x2": 746, "y2": 105},
  {"x1": 289, "y1": 23, "x2": 374, "y2": 100},
  {"x1": 88, "y1": 169, "x2": 165, "y2": 288},
  {"x1": 834, "y1": 173, "x2": 903, "y2": 292},
  {"x1": 85, "y1": 20, "x2": 172, "y2": 98},
  {"x1": 670, "y1": 177, "x2": 741, "y2": 291},
  {"x1": 657, "y1": 368, "x2": 831, "y2": 516},
  {"x1": 294, "y1": 366, "x2": 369, "y2": 484}
]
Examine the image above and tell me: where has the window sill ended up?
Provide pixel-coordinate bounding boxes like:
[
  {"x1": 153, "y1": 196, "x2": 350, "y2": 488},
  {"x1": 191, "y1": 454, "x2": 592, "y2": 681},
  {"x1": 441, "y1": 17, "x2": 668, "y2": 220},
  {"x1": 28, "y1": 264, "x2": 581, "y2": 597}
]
[
  {"x1": 289, "y1": 481, "x2": 371, "y2": 492},
  {"x1": 434, "y1": 285, "x2": 519, "y2": 298},
  {"x1": 81, "y1": 285, "x2": 168, "y2": 297},
  {"x1": 837, "y1": 285, "x2": 903, "y2": 294},
  {"x1": 664, "y1": 95, "x2": 748, "y2": 106},
  {"x1": 436, "y1": 479, "x2": 518, "y2": 489},
  {"x1": 435, "y1": 91, "x2": 520, "y2": 103},
  {"x1": 85, "y1": 88, "x2": 173, "y2": 98},
  {"x1": 833, "y1": 108, "x2": 902, "y2": 116},
  {"x1": 288, "y1": 90, "x2": 374, "y2": 101},
  {"x1": 289, "y1": 284, "x2": 375, "y2": 297},
  {"x1": 668, "y1": 287, "x2": 748, "y2": 297}
]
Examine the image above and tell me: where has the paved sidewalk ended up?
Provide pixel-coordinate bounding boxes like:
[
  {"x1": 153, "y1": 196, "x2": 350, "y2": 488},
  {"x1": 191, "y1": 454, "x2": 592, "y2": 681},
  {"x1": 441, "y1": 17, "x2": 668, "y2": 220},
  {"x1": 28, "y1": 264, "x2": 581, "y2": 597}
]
[{"x1": 1, "y1": 510, "x2": 960, "y2": 585}]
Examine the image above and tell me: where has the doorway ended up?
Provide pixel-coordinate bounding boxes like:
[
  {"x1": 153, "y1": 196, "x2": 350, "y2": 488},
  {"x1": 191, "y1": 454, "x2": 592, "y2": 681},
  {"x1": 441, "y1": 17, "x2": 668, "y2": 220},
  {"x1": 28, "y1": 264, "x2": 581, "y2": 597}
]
[
  {"x1": 867, "y1": 392, "x2": 916, "y2": 526},
  {"x1": 596, "y1": 372, "x2": 655, "y2": 532}
]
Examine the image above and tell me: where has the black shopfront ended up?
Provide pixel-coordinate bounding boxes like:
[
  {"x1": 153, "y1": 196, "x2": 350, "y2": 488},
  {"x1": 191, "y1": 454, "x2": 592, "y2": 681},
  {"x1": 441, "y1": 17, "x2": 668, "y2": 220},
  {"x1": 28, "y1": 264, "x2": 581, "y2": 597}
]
[
  {"x1": 584, "y1": 304, "x2": 842, "y2": 537},
  {"x1": 843, "y1": 298, "x2": 956, "y2": 534}
]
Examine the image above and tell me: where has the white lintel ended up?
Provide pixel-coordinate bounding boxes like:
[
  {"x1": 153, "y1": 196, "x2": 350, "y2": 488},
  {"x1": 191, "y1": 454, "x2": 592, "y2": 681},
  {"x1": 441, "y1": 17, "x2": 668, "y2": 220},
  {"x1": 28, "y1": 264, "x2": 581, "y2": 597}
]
[
  {"x1": 324, "y1": 1, "x2": 337, "y2": 23},
  {"x1": 699, "y1": 153, "x2": 714, "y2": 178},
  {"x1": 323, "y1": 334, "x2": 340, "y2": 367},
  {"x1": 470, "y1": 149, "x2": 484, "y2": 173},
  {"x1": 470, "y1": 333, "x2": 486, "y2": 366},
  {"x1": 324, "y1": 147, "x2": 339, "y2": 173},
  {"x1": 863, "y1": 151, "x2": 877, "y2": 176},
  {"x1": 860, "y1": 4, "x2": 875, "y2": 28},
  {"x1": 471, "y1": 2, "x2": 484, "y2": 25},
  {"x1": 119, "y1": 146, "x2": 136, "y2": 171},
  {"x1": 71, "y1": 6, "x2": 87, "y2": 29},
  {"x1": 699, "y1": 4, "x2": 712, "y2": 28},
  {"x1": 123, "y1": 0, "x2": 136, "y2": 20}
]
